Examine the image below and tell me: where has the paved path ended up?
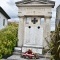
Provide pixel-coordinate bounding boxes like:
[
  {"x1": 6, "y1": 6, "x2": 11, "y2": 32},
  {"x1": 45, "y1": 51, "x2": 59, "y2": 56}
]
[{"x1": 7, "y1": 55, "x2": 50, "y2": 60}]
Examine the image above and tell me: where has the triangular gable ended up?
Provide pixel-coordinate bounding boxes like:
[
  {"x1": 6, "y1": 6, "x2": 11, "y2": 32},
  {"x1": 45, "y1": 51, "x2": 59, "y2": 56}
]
[
  {"x1": 16, "y1": 0, "x2": 55, "y2": 5},
  {"x1": 16, "y1": 0, "x2": 55, "y2": 8}
]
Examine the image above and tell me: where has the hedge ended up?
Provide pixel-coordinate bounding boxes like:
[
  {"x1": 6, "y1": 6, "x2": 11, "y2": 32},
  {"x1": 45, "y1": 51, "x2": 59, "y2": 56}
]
[{"x1": 0, "y1": 22, "x2": 18, "y2": 59}]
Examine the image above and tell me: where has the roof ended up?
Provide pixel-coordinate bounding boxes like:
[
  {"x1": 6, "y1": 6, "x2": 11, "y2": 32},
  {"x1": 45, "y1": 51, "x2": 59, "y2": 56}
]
[{"x1": 0, "y1": 7, "x2": 10, "y2": 19}]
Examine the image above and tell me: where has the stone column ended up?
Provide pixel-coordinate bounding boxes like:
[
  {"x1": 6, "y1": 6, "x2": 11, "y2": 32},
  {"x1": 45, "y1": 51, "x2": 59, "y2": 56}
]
[
  {"x1": 18, "y1": 16, "x2": 24, "y2": 47},
  {"x1": 44, "y1": 17, "x2": 51, "y2": 49}
]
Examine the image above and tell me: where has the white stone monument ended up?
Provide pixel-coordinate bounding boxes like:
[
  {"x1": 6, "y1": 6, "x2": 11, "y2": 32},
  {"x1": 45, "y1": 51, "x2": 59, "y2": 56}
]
[{"x1": 16, "y1": 0, "x2": 55, "y2": 54}]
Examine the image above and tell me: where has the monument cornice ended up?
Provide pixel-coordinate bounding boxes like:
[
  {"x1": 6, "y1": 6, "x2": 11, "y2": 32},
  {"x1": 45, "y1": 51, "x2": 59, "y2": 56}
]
[
  {"x1": 44, "y1": 16, "x2": 52, "y2": 18},
  {"x1": 16, "y1": 4, "x2": 54, "y2": 8},
  {"x1": 16, "y1": 0, "x2": 55, "y2": 8},
  {"x1": 18, "y1": 15, "x2": 52, "y2": 18}
]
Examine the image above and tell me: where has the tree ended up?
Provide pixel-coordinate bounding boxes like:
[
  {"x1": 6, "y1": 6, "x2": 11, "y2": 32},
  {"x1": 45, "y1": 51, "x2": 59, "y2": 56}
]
[{"x1": 48, "y1": 22, "x2": 60, "y2": 60}]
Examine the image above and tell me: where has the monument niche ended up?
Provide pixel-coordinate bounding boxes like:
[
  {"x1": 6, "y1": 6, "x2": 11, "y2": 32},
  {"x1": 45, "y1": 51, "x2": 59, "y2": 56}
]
[{"x1": 16, "y1": 0, "x2": 55, "y2": 54}]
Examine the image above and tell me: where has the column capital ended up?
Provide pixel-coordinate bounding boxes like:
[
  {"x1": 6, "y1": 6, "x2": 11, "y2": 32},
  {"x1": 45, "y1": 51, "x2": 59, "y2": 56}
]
[
  {"x1": 18, "y1": 16, "x2": 24, "y2": 18},
  {"x1": 44, "y1": 16, "x2": 52, "y2": 18}
]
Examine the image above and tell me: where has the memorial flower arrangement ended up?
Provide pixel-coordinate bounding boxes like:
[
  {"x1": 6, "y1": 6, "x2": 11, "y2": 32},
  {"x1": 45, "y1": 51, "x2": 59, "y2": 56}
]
[{"x1": 21, "y1": 49, "x2": 39, "y2": 59}]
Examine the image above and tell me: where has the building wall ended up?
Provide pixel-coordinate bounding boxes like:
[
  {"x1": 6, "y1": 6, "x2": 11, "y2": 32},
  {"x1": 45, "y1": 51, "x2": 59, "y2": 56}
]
[
  {"x1": 0, "y1": 13, "x2": 8, "y2": 29},
  {"x1": 56, "y1": 5, "x2": 60, "y2": 27}
]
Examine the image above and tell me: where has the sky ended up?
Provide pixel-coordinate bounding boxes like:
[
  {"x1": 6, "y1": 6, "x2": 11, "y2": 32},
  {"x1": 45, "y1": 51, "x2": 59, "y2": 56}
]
[{"x1": 0, "y1": 0, "x2": 60, "y2": 31}]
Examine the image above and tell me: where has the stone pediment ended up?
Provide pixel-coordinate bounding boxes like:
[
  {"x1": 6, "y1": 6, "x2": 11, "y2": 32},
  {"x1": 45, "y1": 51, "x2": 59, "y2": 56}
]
[{"x1": 16, "y1": 0, "x2": 55, "y2": 5}]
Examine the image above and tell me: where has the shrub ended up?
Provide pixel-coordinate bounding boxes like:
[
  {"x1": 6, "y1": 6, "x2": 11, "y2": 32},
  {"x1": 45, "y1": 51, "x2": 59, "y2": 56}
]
[{"x1": 0, "y1": 22, "x2": 18, "y2": 58}]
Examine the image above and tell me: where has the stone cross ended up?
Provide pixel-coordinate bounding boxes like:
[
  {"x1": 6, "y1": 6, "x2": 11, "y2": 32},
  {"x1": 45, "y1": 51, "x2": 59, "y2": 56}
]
[{"x1": 31, "y1": 18, "x2": 38, "y2": 24}]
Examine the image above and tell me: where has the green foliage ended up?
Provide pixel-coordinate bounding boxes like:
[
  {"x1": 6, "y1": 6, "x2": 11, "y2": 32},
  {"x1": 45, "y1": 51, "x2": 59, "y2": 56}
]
[
  {"x1": 48, "y1": 23, "x2": 60, "y2": 60},
  {"x1": 0, "y1": 22, "x2": 18, "y2": 59}
]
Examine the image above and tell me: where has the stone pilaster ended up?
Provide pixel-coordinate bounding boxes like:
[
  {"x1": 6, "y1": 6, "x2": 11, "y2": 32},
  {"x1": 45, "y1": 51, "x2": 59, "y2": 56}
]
[
  {"x1": 18, "y1": 17, "x2": 24, "y2": 47},
  {"x1": 43, "y1": 17, "x2": 51, "y2": 49}
]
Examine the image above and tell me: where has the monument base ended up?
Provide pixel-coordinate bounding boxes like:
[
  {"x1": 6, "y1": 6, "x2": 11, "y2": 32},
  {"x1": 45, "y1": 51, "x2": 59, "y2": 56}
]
[{"x1": 22, "y1": 46, "x2": 43, "y2": 54}]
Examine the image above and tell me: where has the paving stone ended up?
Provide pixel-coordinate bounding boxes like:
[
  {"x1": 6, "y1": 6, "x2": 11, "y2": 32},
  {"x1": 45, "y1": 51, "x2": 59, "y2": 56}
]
[{"x1": 7, "y1": 55, "x2": 50, "y2": 60}]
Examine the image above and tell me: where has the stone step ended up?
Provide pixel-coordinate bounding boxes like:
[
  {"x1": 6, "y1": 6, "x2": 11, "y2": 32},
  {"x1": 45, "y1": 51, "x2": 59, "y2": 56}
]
[
  {"x1": 13, "y1": 47, "x2": 50, "y2": 58},
  {"x1": 13, "y1": 47, "x2": 22, "y2": 55},
  {"x1": 40, "y1": 55, "x2": 50, "y2": 58},
  {"x1": 14, "y1": 47, "x2": 21, "y2": 51},
  {"x1": 7, "y1": 55, "x2": 50, "y2": 60},
  {"x1": 13, "y1": 52, "x2": 50, "y2": 58},
  {"x1": 13, "y1": 51, "x2": 21, "y2": 55}
]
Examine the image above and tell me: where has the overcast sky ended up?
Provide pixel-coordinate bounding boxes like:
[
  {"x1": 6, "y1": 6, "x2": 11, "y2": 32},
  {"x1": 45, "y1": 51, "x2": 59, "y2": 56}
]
[{"x1": 0, "y1": 0, "x2": 60, "y2": 31}]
